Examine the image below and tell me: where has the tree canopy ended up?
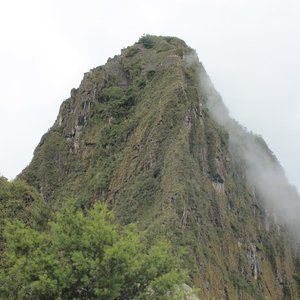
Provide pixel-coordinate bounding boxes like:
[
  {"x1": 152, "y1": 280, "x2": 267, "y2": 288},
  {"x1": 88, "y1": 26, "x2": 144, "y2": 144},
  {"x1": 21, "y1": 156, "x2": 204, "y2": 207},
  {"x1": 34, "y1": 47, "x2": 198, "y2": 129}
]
[
  {"x1": 0, "y1": 177, "x2": 50, "y2": 254},
  {"x1": 0, "y1": 202, "x2": 190, "y2": 300}
]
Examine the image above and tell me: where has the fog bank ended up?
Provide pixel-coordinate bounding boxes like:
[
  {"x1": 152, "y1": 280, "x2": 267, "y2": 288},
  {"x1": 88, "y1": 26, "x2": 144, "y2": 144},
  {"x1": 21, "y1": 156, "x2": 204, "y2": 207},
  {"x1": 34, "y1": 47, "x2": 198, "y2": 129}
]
[{"x1": 186, "y1": 52, "x2": 300, "y2": 235}]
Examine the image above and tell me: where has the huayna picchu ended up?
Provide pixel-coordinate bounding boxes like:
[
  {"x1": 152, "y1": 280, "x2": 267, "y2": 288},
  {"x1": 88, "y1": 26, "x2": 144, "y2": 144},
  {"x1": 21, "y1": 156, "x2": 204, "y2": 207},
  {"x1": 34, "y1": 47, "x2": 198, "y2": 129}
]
[{"x1": 1, "y1": 35, "x2": 300, "y2": 299}]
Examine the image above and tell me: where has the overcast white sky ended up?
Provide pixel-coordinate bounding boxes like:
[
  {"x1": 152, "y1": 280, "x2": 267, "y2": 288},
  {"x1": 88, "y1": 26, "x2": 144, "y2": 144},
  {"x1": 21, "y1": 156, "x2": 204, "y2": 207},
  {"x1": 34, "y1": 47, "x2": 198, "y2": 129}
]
[{"x1": 0, "y1": 0, "x2": 300, "y2": 192}]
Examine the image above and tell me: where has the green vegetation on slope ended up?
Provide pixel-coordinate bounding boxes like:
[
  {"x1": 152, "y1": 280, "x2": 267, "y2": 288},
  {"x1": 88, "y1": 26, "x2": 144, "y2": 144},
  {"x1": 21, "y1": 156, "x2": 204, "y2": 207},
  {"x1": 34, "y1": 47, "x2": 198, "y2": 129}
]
[
  {"x1": 0, "y1": 176, "x2": 50, "y2": 252},
  {"x1": 0, "y1": 203, "x2": 190, "y2": 300}
]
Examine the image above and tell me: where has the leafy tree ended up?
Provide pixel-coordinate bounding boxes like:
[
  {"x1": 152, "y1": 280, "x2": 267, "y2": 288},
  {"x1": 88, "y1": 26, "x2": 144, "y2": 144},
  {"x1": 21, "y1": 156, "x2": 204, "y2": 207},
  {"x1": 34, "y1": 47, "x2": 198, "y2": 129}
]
[
  {"x1": 0, "y1": 176, "x2": 50, "y2": 254},
  {"x1": 0, "y1": 203, "x2": 190, "y2": 299}
]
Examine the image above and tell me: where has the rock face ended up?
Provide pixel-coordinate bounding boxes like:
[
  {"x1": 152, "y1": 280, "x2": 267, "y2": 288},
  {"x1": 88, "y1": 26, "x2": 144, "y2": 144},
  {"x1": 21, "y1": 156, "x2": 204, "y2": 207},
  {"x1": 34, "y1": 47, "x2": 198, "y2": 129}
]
[{"x1": 21, "y1": 35, "x2": 299, "y2": 299}]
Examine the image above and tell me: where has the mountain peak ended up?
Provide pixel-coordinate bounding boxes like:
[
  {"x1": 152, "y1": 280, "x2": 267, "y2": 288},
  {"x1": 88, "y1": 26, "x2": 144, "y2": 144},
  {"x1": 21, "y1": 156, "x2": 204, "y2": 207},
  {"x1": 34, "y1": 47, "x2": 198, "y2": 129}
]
[{"x1": 20, "y1": 36, "x2": 299, "y2": 299}]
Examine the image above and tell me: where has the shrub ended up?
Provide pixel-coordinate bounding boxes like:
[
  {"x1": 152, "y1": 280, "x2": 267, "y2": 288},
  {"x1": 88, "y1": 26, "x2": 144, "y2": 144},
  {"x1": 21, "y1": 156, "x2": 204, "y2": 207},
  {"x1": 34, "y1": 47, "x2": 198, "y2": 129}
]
[
  {"x1": 138, "y1": 34, "x2": 155, "y2": 49},
  {"x1": 0, "y1": 203, "x2": 189, "y2": 299}
]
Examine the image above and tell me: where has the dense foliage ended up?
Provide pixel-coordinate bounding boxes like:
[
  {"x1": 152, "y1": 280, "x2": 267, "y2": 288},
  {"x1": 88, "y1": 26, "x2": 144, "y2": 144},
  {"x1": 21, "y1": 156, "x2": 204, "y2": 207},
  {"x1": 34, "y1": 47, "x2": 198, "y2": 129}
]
[
  {"x1": 0, "y1": 177, "x2": 50, "y2": 251},
  {"x1": 0, "y1": 203, "x2": 189, "y2": 300}
]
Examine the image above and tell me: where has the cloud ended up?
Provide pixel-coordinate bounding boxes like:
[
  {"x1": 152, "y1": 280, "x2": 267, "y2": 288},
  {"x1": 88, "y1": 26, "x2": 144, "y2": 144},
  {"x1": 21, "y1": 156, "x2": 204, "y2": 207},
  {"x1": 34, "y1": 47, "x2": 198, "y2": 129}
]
[{"x1": 185, "y1": 52, "x2": 300, "y2": 237}]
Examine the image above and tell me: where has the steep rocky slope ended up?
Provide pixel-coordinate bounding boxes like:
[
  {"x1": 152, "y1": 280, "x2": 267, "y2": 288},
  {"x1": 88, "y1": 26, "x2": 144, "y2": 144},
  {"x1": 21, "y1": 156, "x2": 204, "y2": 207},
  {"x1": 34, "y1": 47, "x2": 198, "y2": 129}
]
[{"x1": 21, "y1": 35, "x2": 299, "y2": 299}]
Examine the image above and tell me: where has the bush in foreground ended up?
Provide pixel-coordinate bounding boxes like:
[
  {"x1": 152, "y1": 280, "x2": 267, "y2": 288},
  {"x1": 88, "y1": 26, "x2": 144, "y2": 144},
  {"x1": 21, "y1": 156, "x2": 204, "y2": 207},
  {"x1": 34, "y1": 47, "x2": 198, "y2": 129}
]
[{"x1": 0, "y1": 203, "x2": 189, "y2": 299}]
